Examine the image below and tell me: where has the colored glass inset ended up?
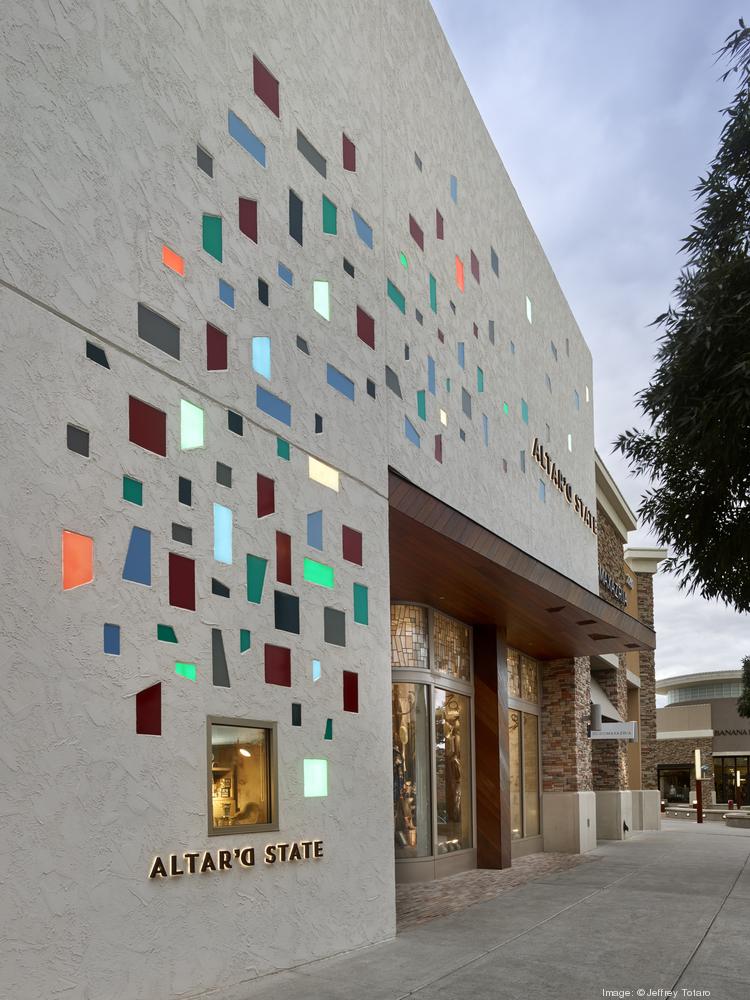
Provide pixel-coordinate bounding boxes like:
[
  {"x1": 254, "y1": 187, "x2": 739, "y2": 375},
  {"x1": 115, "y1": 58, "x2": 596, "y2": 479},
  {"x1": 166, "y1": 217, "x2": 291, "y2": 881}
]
[
  {"x1": 240, "y1": 629, "x2": 251, "y2": 653},
  {"x1": 483, "y1": 413, "x2": 489, "y2": 446},
  {"x1": 457, "y1": 342, "x2": 465, "y2": 369},
  {"x1": 274, "y1": 590, "x2": 300, "y2": 634},
  {"x1": 308, "y1": 456, "x2": 339, "y2": 491},
  {"x1": 246, "y1": 555, "x2": 267, "y2": 604},
  {"x1": 356, "y1": 306, "x2": 375, "y2": 350},
  {"x1": 429, "y1": 273, "x2": 437, "y2": 314},
  {"x1": 129, "y1": 396, "x2": 166, "y2": 456},
  {"x1": 303, "y1": 758, "x2": 328, "y2": 797},
  {"x1": 307, "y1": 511, "x2": 323, "y2": 550},
  {"x1": 252, "y1": 337, "x2": 271, "y2": 380},
  {"x1": 253, "y1": 55, "x2": 279, "y2": 117},
  {"x1": 322, "y1": 196, "x2": 337, "y2": 235},
  {"x1": 387, "y1": 280, "x2": 405, "y2": 314},
  {"x1": 239, "y1": 197, "x2": 258, "y2": 242},
  {"x1": 276, "y1": 532, "x2": 292, "y2": 585},
  {"x1": 312, "y1": 659, "x2": 321, "y2": 682},
  {"x1": 343, "y1": 670, "x2": 359, "y2": 712},
  {"x1": 521, "y1": 399, "x2": 529, "y2": 424},
  {"x1": 324, "y1": 718, "x2": 333, "y2": 741},
  {"x1": 228, "y1": 109, "x2": 266, "y2": 166},
  {"x1": 342, "y1": 526, "x2": 362, "y2": 565},
  {"x1": 304, "y1": 557, "x2": 334, "y2": 589},
  {"x1": 313, "y1": 280, "x2": 330, "y2": 320},
  {"x1": 162, "y1": 245, "x2": 184, "y2": 276},
  {"x1": 175, "y1": 661, "x2": 196, "y2": 682},
  {"x1": 292, "y1": 703, "x2": 302, "y2": 726},
  {"x1": 353, "y1": 584, "x2": 369, "y2": 625},
  {"x1": 122, "y1": 526, "x2": 151, "y2": 585},
  {"x1": 257, "y1": 474, "x2": 275, "y2": 517},
  {"x1": 399, "y1": 251, "x2": 408, "y2": 269},
  {"x1": 409, "y1": 215, "x2": 424, "y2": 250},
  {"x1": 213, "y1": 503, "x2": 233, "y2": 565},
  {"x1": 212, "y1": 629, "x2": 230, "y2": 687},
  {"x1": 455, "y1": 256, "x2": 464, "y2": 292},
  {"x1": 180, "y1": 400, "x2": 204, "y2": 450},
  {"x1": 526, "y1": 296, "x2": 533, "y2": 323},
  {"x1": 277, "y1": 437, "x2": 290, "y2": 460},
  {"x1": 417, "y1": 390, "x2": 426, "y2": 421},
  {"x1": 202, "y1": 214, "x2": 222, "y2": 262},
  {"x1": 327, "y1": 364, "x2": 355, "y2": 401},
  {"x1": 436, "y1": 209, "x2": 444, "y2": 239},
  {"x1": 297, "y1": 130, "x2": 327, "y2": 177},
  {"x1": 289, "y1": 189, "x2": 303, "y2": 245},
  {"x1": 352, "y1": 210, "x2": 373, "y2": 248},
  {"x1": 219, "y1": 279, "x2": 235, "y2": 308},
  {"x1": 122, "y1": 476, "x2": 143, "y2": 506},
  {"x1": 278, "y1": 262, "x2": 293, "y2": 286},
  {"x1": 136, "y1": 682, "x2": 161, "y2": 736},
  {"x1": 206, "y1": 323, "x2": 228, "y2": 371},
  {"x1": 256, "y1": 386, "x2": 291, "y2": 426},
  {"x1": 324, "y1": 607, "x2": 346, "y2": 646},
  {"x1": 103, "y1": 623, "x2": 120, "y2": 655},
  {"x1": 265, "y1": 644, "x2": 291, "y2": 686},
  {"x1": 450, "y1": 175, "x2": 458, "y2": 203},
  {"x1": 404, "y1": 417, "x2": 420, "y2": 447},
  {"x1": 343, "y1": 133, "x2": 356, "y2": 171},
  {"x1": 427, "y1": 356, "x2": 436, "y2": 396},
  {"x1": 477, "y1": 367, "x2": 485, "y2": 393},
  {"x1": 470, "y1": 250, "x2": 480, "y2": 283},
  {"x1": 157, "y1": 624, "x2": 178, "y2": 643},
  {"x1": 169, "y1": 552, "x2": 195, "y2": 611}
]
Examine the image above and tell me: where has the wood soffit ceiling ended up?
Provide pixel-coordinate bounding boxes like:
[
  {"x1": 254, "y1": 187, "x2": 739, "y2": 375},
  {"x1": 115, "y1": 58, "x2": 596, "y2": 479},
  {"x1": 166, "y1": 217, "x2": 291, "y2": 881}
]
[{"x1": 388, "y1": 471, "x2": 656, "y2": 660}]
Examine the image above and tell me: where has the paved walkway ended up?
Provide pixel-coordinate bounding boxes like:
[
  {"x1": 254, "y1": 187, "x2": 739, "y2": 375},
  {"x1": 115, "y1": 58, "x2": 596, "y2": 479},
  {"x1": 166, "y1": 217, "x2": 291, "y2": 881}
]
[{"x1": 237, "y1": 821, "x2": 750, "y2": 1000}]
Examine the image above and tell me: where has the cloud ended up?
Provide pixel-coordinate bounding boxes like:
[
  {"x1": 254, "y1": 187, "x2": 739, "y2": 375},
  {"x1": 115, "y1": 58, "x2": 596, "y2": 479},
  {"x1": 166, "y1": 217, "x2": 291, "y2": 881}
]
[{"x1": 431, "y1": 0, "x2": 750, "y2": 675}]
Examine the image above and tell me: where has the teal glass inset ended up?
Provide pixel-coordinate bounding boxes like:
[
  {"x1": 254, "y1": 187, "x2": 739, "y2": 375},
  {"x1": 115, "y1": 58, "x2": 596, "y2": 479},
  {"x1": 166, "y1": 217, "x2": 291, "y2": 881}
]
[
  {"x1": 477, "y1": 367, "x2": 484, "y2": 393},
  {"x1": 353, "y1": 583, "x2": 369, "y2": 625},
  {"x1": 240, "y1": 629, "x2": 251, "y2": 653},
  {"x1": 429, "y1": 273, "x2": 437, "y2": 314},
  {"x1": 417, "y1": 390, "x2": 426, "y2": 421},
  {"x1": 246, "y1": 554, "x2": 268, "y2": 603},
  {"x1": 202, "y1": 214, "x2": 222, "y2": 262},
  {"x1": 322, "y1": 196, "x2": 337, "y2": 235},
  {"x1": 123, "y1": 476, "x2": 143, "y2": 506},
  {"x1": 157, "y1": 624, "x2": 178, "y2": 643},
  {"x1": 521, "y1": 399, "x2": 529, "y2": 424},
  {"x1": 277, "y1": 437, "x2": 290, "y2": 460},
  {"x1": 387, "y1": 280, "x2": 405, "y2": 314}
]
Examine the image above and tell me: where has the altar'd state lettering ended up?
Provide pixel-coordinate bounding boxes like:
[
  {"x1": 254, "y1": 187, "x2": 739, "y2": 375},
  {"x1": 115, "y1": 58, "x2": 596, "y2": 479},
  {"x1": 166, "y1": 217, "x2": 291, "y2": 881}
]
[
  {"x1": 149, "y1": 841, "x2": 324, "y2": 878},
  {"x1": 532, "y1": 438, "x2": 597, "y2": 535}
]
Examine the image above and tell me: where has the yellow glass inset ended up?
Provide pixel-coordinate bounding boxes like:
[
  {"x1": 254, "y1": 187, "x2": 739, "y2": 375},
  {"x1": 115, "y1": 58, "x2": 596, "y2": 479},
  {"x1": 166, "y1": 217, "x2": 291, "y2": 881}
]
[
  {"x1": 433, "y1": 611, "x2": 471, "y2": 680},
  {"x1": 390, "y1": 604, "x2": 429, "y2": 669}
]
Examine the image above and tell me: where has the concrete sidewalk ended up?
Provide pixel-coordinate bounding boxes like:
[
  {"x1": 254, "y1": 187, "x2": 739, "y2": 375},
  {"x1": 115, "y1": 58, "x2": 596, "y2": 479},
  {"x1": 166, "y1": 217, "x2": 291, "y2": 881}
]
[{"x1": 233, "y1": 821, "x2": 750, "y2": 1000}]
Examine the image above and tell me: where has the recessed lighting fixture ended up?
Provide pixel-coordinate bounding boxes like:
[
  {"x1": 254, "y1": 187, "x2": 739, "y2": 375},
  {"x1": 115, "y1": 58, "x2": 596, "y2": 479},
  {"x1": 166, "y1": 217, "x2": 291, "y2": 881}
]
[{"x1": 239, "y1": 747, "x2": 252, "y2": 758}]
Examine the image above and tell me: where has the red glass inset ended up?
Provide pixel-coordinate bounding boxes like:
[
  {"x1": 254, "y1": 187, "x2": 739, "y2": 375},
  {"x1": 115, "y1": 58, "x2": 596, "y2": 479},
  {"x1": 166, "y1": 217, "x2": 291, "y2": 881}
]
[
  {"x1": 257, "y1": 474, "x2": 275, "y2": 517},
  {"x1": 438, "y1": 329, "x2": 445, "y2": 343},
  {"x1": 471, "y1": 250, "x2": 480, "y2": 283},
  {"x1": 264, "y1": 644, "x2": 291, "y2": 686},
  {"x1": 343, "y1": 134, "x2": 356, "y2": 172},
  {"x1": 239, "y1": 197, "x2": 258, "y2": 242},
  {"x1": 136, "y1": 682, "x2": 161, "y2": 735},
  {"x1": 342, "y1": 526, "x2": 363, "y2": 566},
  {"x1": 253, "y1": 55, "x2": 279, "y2": 117},
  {"x1": 356, "y1": 306, "x2": 375, "y2": 350},
  {"x1": 473, "y1": 323, "x2": 479, "y2": 339},
  {"x1": 276, "y1": 532, "x2": 291, "y2": 584},
  {"x1": 343, "y1": 670, "x2": 359, "y2": 713},
  {"x1": 435, "y1": 434, "x2": 443, "y2": 464},
  {"x1": 169, "y1": 552, "x2": 195, "y2": 610},
  {"x1": 129, "y1": 396, "x2": 166, "y2": 456},
  {"x1": 409, "y1": 214, "x2": 424, "y2": 251},
  {"x1": 206, "y1": 323, "x2": 228, "y2": 371},
  {"x1": 436, "y1": 210, "x2": 444, "y2": 240}
]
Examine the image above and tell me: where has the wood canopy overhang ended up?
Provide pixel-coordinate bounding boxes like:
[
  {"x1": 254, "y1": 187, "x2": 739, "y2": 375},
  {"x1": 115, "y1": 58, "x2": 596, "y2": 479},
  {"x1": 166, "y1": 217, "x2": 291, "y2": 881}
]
[{"x1": 388, "y1": 471, "x2": 655, "y2": 660}]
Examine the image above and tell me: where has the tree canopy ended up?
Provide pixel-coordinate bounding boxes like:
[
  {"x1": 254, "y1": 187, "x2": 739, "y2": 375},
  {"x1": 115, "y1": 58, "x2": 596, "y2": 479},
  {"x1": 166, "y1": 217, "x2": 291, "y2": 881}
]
[{"x1": 616, "y1": 20, "x2": 750, "y2": 612}]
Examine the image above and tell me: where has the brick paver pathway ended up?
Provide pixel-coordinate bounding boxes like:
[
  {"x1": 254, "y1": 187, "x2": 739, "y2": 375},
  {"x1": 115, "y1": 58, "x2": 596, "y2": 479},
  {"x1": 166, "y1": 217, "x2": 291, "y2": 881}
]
[{"x1": 396, "y1": 851, "x2": 594, "y2": 930}]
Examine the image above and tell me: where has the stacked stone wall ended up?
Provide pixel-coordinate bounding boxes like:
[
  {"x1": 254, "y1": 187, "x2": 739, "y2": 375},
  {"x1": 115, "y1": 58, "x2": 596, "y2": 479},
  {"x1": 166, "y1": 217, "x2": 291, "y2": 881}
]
[{"x1": 541, "y1": 657, "x2": 592, "y2": 793}]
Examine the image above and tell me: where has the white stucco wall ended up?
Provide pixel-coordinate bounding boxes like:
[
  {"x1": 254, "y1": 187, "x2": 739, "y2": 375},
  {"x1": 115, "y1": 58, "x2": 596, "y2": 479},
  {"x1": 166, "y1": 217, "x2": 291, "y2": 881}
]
[{"x1": 0, "y1": 1, "x2": 599, "y2": 997}]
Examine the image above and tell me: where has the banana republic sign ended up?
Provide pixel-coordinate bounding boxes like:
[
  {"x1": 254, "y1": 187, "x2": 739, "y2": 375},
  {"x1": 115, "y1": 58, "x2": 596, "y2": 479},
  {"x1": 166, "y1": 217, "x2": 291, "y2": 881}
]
[
  {"x1": 149, "y1": 839, "x2": 324, "y2": 879},
  {"x1": 531, "y1": 438, "x2": 597, "y2": 535}
]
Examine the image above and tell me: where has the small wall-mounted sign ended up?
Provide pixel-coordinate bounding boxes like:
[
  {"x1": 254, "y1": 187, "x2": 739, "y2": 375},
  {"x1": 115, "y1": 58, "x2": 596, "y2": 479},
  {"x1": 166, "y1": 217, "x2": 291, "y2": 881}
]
[
  {"x1": 149, "y1": 839, "x2": 324, "y2": 879},
  {"x1": 590, "y1": 721, "x2": 637, "y2": 741},
  {"x1": 599, "y1": 566, "x2": 626, "y2": 605}
]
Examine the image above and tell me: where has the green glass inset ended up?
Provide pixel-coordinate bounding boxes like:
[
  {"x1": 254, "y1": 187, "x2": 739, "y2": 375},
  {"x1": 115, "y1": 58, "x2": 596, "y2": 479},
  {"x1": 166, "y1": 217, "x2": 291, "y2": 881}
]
[
  {"x1": 322, "y1": 196, "x2": 337, "y2": 235},
  {"x1": 303, "y1": 758, "x2": 328, "y2": 797},
  {"x1": 446, "y1": 378, "x2": 451, "y2": 393},
  {"x1": 175, "y1": 661, "x2": 196, "y2": 682},
  {"x1": 276, "y1": 437, "x2": 290, "y2": 461},
  {"x1": 123, "y1": 476, "x2": 143, "y2": 506},
  {"x1": 353, "y1": 583, "x2": 369, "y2": 625},
  {"x1": 503, "y1": 401, "x2": 509, "y2": 415},
  {"x1": 180, "y1": 399, "x2": 204, "y2": 450},
  {"x1": 417, "y1": 390, "x2": 426, "y2": 421},
  {"x1": 246, "y1": 554, "x2": 268, "y2": 604},
  {"x1": 477, "y1": 367, "x2": 485, "y2": 393},
  {"x1": 387, "y1": 279, "x2": 406, "y2": 314},
  {"x1": 303, "y1": 557, "x2": 334, "y2": 589},
  {"x1": 202, "y1": 214, "x2": 222, "y2": 262},
  {"x1": 399, "y1": 251, "x2": 408, "y2": 269},
  {"x1": 429, "y1": 273, "x2": 437, "y2": 314},
  {"x1": 157, "y1": 624, "x2": 178, "y2": 643},
  {"x1": 240, "y1": 628, "x2": 251, "y2": 653},
  {"x1": 324, "y1": 718, "x2": 333, "y2": 741}
]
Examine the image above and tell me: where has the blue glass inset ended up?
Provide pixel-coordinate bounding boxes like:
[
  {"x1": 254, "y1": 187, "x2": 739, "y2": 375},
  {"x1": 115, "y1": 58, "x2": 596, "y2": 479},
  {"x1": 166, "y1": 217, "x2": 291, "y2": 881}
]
[
  {"x1": 256, "y1": 385, "x2": 291, "y2": 426},
  {"x1": 450, "y1": 174, "x2": 458, "y2": 203},
  {"x1": 483, "y1": 413, "x2": 489, "y2": 446},
  {"x1": 521, "y1": 399, "x2": 529, "y2": 424},
  {"x1": 312, "y1": 659, "x2": 322, "y2": 682},
  {"x1": 307, "y1": 511, "x2": 323, "y2": 550},
  {"x1": 219, "y1": 279, "x2": 235, "y2": 308},
  {"x1": 122, "y1": 527, "x2": 151, "y2": 585},
  {"x1": 427, "y1": 356, "x2": 436, "y2": 395},
  {"x1": 326, "y1": 364, "x2": 355, "y2": 401},
  {"x1": 352, "y1": 210, "x2": 373, "y2": 249},
  {"x1": 278, "y1": 262, "x2": 293, "y2": 286},
  {"x1": 228, "y1": 110, "x2": 266, "y2": 166},
  {"x1": 457, "y1": 342, "x2": 465, "y2": 369},
  {"x1": 405, "y1": 416, "x2": 420, "y2": 447},
  {"x1": 213, "y1": 503, "x2": 233, "y2": 565},
  {"x1": 252, "y1": 337, "x2": 271, "y2": 380},
  {"x1": 103, "y1": 623, "x2": 120, "y2": 655}
]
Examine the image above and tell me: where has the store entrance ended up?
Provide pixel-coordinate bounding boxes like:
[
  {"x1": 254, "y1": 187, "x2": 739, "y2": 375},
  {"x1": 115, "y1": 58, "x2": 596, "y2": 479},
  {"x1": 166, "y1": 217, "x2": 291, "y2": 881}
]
[
  {"x1": 658, "y1": 766, "x2": 691, "y2": 803},
  {"x1": 714, "y1": 756, "x2": 749, "y2": 805}
]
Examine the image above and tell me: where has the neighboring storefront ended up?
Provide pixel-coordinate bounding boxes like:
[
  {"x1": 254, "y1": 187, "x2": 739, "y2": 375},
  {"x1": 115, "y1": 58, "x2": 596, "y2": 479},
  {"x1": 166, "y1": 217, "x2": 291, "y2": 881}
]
[
  {"x1": 1, "y1": 1, "x2": 664, "y2": 997},
  {"x1": 656, "y1": 670, "x2": 750, "y2": 805}
]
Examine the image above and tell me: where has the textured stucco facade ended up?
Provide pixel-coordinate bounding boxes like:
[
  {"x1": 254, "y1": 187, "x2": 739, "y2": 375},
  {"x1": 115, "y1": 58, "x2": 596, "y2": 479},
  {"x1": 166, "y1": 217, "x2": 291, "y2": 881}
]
[{"x1": 1, "y1": 1, "x2": 618, "y2": 997}]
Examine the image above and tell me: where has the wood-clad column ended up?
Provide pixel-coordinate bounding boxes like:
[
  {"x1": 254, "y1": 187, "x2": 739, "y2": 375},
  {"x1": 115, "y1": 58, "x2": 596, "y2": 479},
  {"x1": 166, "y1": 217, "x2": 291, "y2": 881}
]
[{"x1": 473, "y1": 625, "x2": 511, "y2": 868}]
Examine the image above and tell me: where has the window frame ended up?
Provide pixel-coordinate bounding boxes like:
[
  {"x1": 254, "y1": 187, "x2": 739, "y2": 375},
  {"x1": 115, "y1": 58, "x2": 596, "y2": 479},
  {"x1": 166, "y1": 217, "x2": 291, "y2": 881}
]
[
  {"x1": 206, "y1": 715, "x2": 279, "y2": 837},
  {"x1": 507, "y1": 647, "x2": 543, "y2": 841}
]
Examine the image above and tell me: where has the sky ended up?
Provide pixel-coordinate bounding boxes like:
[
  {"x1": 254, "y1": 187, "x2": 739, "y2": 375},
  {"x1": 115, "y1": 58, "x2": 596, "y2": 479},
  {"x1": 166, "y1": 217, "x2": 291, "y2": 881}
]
[{"x1": 430, "y1": 0, "x2": 749, "y2": 680}]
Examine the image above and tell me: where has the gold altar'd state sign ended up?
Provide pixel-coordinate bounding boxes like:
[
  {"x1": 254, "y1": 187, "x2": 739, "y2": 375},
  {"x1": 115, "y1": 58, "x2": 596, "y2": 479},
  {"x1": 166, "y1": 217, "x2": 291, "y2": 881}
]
[
  {"x1": 149, "y1": 840, "x2": 324, "y2": 879},
  {"x1": 531, "y1": 438, "x2": 597, "y2": 535}
]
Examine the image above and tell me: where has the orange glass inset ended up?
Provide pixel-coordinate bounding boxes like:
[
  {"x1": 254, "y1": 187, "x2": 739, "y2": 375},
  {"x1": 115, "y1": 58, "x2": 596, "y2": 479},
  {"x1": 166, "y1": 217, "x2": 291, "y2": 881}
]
[
  {"x1": 455, "y1": 255, "x2": 464, "y2": 292},
  {"x1": 162, "y1": 245, "x2": 185, "y2": 276},
  {"x1": 62, "y1": 530, "x2": 94, "y2": 590}
]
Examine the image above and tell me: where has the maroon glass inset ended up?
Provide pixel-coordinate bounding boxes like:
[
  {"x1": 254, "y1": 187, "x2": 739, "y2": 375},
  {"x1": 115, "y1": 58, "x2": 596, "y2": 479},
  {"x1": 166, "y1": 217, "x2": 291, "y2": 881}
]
[
  {"x1": 436, "y1": 209, "x2": 444, "y2": 240},
  {"x1": 253, "y1": 55, "x2": 279, "y2": 117},
  {"x1": 470, "y1": 250, "x2": 480, "y2": 283},
  {"x1": 343, "y1": 670, "x2": 359, "y2": 713},
  {"x1": 239, "y1": 197, "x2": 258, "y2": 242},
  {"x1": 409, "y1": 214, "x2": 424, "y2": 251},
  {"x1": 128, "y1": 396, "x2": 166, "y2": 456},
  {"x1": 435, "y1": 434, "x2": 443, "y2": 464},
  {"x1": 356, "y1": 306, "x2": 375, "y2": 350},
  {"x1": 206, "y1": 323, "x2": 228, "y2": 371},
  {"x1": 257, "y1": 474, "x2": 275, "y2": 517},
  {"x1": 136, "y1": 682, "x2": 161, "y2": 735},
  {"x1": 264, "y1": 643, "x2": 291, "y2": 686},
  {"x1": 342, "y1": 526, "x2": 363, "y2": 566},
  {"x1": 276, "y1": 532, "x2": 291, "y2": 584},
  {"x1": 343, "y1": 133, "x2": 356, "y2": 172},
  {"x1": 169, "y1": 552, "x2": 195, "y2": 610},
  {"x1": 473, "y1": 323, "x2": 479, "y2": 339}
]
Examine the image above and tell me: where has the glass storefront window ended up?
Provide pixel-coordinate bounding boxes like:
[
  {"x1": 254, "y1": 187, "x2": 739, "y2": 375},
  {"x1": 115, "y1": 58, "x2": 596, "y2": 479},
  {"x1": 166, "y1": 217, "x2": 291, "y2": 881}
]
[
  {"x1": 521, "y1": 655, "x2": 540, "y2": 704},
  {"x1": 509, "y1": 711, "x2": 523, "y2": 840},
  {"x1": 208, "y1": 718, "x2": 276, "y2": 834},
  {"x1": 522, "y1": 713, "x2": 540, "y2": 837},
  {"x1": 713, "y1": 756, "x2": 749, "y2": 804},
  {"x1": 435, "y1": 689, "x2": 472, "y2": 852},
  {"x1": 433, "y1": 611, "x2": 471, "y2": 681},
  {"x1": 658, "y1": 766, "x2": 691, "y2": 803},
  {"x1": 508, "y1": 649, "x2": 521, "y2": 699},
  {"x1": 392, "y1": 683, "x2": 432, "y2": 858},
  {"x1": 391, "y1": 604, "x2": 429, "y2": 669}
]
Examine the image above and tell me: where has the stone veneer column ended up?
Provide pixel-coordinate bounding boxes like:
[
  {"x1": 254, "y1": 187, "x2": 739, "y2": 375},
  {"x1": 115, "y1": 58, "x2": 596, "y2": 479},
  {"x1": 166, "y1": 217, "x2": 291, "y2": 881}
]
[
  {"x1": 541, "y1": 657, "x2": 593, "y2": 792},
  {"x1": 636, "y1": 572, "x2": 658, "y2": 790},
  {"x1": 591, "y1": 657, "x2": 630, "y2": 790}
]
